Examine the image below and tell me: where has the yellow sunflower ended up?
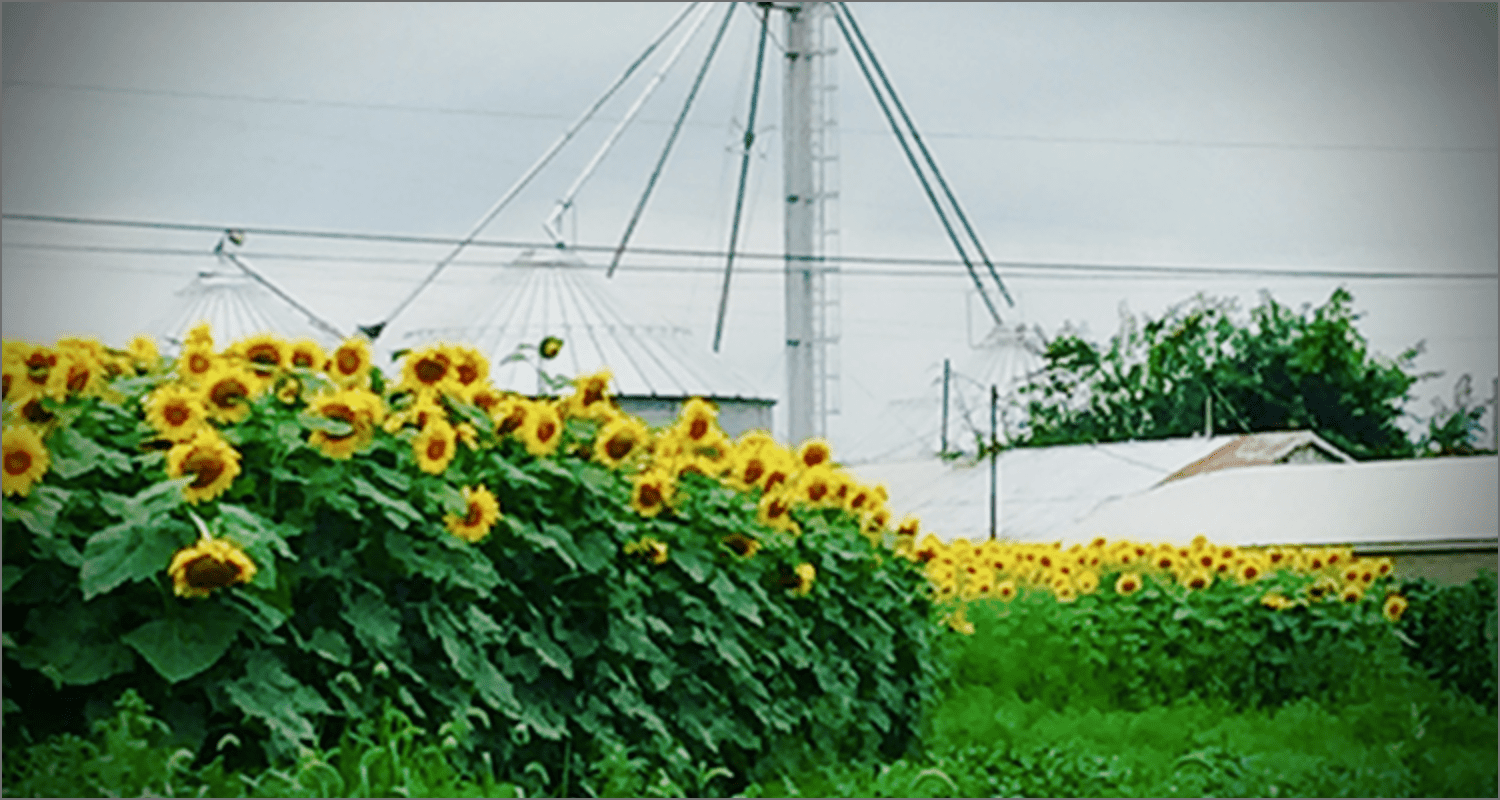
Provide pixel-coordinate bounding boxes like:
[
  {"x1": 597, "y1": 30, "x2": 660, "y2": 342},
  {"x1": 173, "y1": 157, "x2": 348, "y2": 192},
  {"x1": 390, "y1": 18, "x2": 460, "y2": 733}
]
[
  {"x1": 287, "y1": 338, "x2": 326, "y2": 372},
  {"x1": 2, "y1": 425, "x2": 51, "y2": 497},
  {"x1": 198, "y1": 364, "x2": 262, "y2": 424},
  {"x1": 1338, "y1": 583, "x2": 1365, "y2": 604},
  {"x1": 995, "y1": 579, "x2": 1019, "y2": 602},
  {"x1": 183, "y1": 321, "x2": 214, "y2": 350},
  {"x1": 166, "y1": 428, "x2": 242, "y2": 504},
  {"x1": 539, "y1": 335, "x2": 563, "y2": 360},
  {"x1": 722, "y1": 532, "x2": 760, "y2": 558},
  {"x1": 466, "y1": 384, "x2": 507, "y2": 418},
  {"x1": 177, "y1": 344, "x2": 218, "y2": 386},
  {"x1": 756, "y1": 488, "x2": 798, "y2": 535},
  {"x1": 518, "y1": 401, "x2": 563, "y2": 458},
  {"x1": 493, "y1": 395, "x2": 531, "y2": 438},
  {"x1": 562, "y1": 369, "x2": 615, "y2": 421},
  {"x1": 448, "y1": 344, "x2": 489, "y2": 393},
  {"x1": 235, "y1": 333, "x2": 287, "y2": 378},
  {"x1": 724, "y1": 440, "x2": 774, "y2": 492},
  {"x1": 674, "y1": 397, "x2": 719, "y2": 444},
  {"x1": 794, "y1": 437, "x2": 833, "y2": 471},
  {"x1": 55, "y1": 341, "x2": 109, "y2": 398},
  {"x1": 456, "y1": 422, "x2": 479, "y2": 450},
  {"x1": 168, "y1": 537, "x2": 258, "y2": 599},
  {"x1": 14, "y1": 345, "x2": 64, "y2": 400},
  {"x1": 126, "y1": 334, "x2": 161, "y2": 373},
  {"x1": 413, "y1": 417, "x2": 458, "y2": 475},
  {"x1": 629, "y1": 469, "x2": 674, "y2": 518},
  {"x1": 145, "y1": 384, "x2": 210, "y2": 441},
  {"x1": 1074, "y1": 569, "x2": 1101, "y2": 595},
  {"x1": 1, "y1": 360, "x2": 23, "y2": 404},
  {"x1": 273, "y1": 374, "x2": 303, "y2": 405},
  {"x1": 399, "y1": 344, "x2": 461, "y2": 396},
  {"x1": 624, "y1": 536, "x2": 669, "y2": 565},
  {"x1": 788, "y1": 562, "x2": 816, "y2": 596},
  {"x1": 594, "y1": 414, "x2": 649, "y2": 469},
  {"x1": 1180, "y1": 569, "x2": 1212, "y2": 591},
  {"x1": 793, "y1": 464, "x2": 838, "y2": 508},
  {"x1": 307, "y1": 388, "x2": 383, "y2": 460},
  {"x1": 1260, "y1": 591, "x2": 1293, "y2": 611},
  {"x1": 445, "y1": 485, "x2": 501, "y2": 543},
  {"x1": 1382, "y1": 593, "x2": 1408, "y2": 623},
  {"x1": 1114, "y1": 572, "x2": 1143, "y2": 596},
  {"x1": 327, "y1": 337, "x2": 373, "y2": 388}
]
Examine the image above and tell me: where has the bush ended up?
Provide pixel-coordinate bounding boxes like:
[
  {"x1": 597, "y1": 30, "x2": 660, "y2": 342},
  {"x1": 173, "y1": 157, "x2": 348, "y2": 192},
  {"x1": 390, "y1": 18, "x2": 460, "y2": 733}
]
[
  {"x1": 2, "y1": 331, "x2": 938, "y2": 797},
  {"x1": 1393, "y1": 569, "x2": 1498, "y2": 709}
]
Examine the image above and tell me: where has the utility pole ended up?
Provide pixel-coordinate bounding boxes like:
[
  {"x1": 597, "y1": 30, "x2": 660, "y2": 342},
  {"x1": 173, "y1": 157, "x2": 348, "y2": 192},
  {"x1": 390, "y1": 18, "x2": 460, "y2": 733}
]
[{"x1": 784, "y1": 2, "x2": 818, "y2": 444}]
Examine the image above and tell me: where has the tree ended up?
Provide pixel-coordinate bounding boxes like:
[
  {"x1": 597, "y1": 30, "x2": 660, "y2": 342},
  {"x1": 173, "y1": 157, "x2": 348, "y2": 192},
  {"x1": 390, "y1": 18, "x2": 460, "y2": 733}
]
[
  {"x1": 1417, "y1": 373, "x2": 1497, "y2": 457},
  {"x1": 1013, "y1": 287, "x2": 1436, "y2": 460}
]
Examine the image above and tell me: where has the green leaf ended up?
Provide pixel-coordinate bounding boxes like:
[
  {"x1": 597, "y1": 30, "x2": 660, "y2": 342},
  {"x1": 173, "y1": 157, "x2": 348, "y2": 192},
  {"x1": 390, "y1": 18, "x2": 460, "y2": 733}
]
[
  {"x1": 340, "y1": 584, "x2": 423, "y2": 685},
  {"x1": 674, "y1": 544, "x2": 714, "y2": 584},
  {"x1": 419, "y1": 605, "x2": 520, "y2": 715},
  {"x1": 217, "y1": 505, "x2": 296, "y2": 588},
  {"x1": 306, "y1": 627, "x2": 353, "y2": 666},
  {"x1": 366, "y1": 461, "x2": 412, "y2": 493},
  {"x1": 224, "y1": 649, "x2": 334, "y2": 747},
  {"x1": 520, "y1": 522, "x2": 578, "y2": 571},
  {"x1": 383, "y1": 529, "x2": 502, "y2": 592},
  {"x1": 708, "y1": 572, "x2": 763, "y2": 627},
  {"x1": 2, "y1": 565, "x2": 23, "y2": 593},
  {"x1": 298, "y1": 411, "x2": 354, "y2": 436},
  {"x1": 350, "y1": 476, "x2": 419, "y2": 530},
  {"x1": 47, "y1": 426, "x2": 131, "y2": 479},
  {"x1": 122, "y1": 605, "x2": 243, "y2": 683},
  {"x1": 80, "y1": 517, "x2": 194, "y2": 601},
  {"x1": 11, "y1": 602, "x2": 137, "y2": 686},
  {"x1": 6, "y1": 484, "x2": 71, "y2": 538},
  {"x1": 424, "y1": 480, "x2": 468, "y2": 517},
  {"x1": 520, "y1": 625, "x2": 574, "y2": 680},
  {"x1": 573, "y1": 526, "x2": 615, "y2": 574},
  {"x1": 228, "y1": 585, "x2": 291, "y2": 633}
]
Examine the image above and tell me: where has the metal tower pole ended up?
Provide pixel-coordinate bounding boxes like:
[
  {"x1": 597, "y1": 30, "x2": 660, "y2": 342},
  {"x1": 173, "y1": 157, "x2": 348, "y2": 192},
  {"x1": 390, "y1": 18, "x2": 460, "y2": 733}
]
[{"x1": 784, "y1": 2, "x2": 818, "y2": 444}]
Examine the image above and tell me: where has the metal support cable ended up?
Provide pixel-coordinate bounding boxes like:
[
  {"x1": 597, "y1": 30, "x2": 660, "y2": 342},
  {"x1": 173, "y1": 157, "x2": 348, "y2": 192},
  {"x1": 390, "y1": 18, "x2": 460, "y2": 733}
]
[
  {"x1": 214, "y1": 239, "x2": 346, "y2": 341},
  {"x1": 358, "y1": 1, "x2": 700, "y2": 341},
  {"x1": 711, "y1": 2, "x2": 771, "y2": 353},
  {"x1": 544, "y1": 2, "x2": 716, "y2": 247},
  {"x1": 836, "y1": 1, "x2": 1014, "y2": 309},
  {"x1": 831, "y1": 4, "x2": 1004, "y2": 328},
  {"x1": 610, "y1": 2, "x2": 738, "y2": 277}
]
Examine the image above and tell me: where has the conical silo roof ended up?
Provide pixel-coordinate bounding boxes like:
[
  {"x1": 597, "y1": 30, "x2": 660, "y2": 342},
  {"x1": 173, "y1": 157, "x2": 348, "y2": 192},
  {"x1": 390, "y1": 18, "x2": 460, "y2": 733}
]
[
  {"x1": 401, "y1": 249, "x2": 771, "y2": 402},
  {"x1": 150, "y1": 269, "x2": 345, "y2": 352}
]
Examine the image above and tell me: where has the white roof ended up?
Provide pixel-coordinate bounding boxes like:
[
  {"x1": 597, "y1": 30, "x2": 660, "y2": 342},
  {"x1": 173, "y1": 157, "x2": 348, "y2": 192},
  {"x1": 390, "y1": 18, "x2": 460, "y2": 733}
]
[
  {"x1": 1057, "y1": 455, "x2": 1499, "y2": 548},
  {"x1": 848, "y1": 434, "x2": 1243, "y2": 543},
  {"x1": 152, "y1": 270, "x2": 343, "y2": 351},
  {"x1": 401, "y1": 250, "x2": 770, "y2": 401}
]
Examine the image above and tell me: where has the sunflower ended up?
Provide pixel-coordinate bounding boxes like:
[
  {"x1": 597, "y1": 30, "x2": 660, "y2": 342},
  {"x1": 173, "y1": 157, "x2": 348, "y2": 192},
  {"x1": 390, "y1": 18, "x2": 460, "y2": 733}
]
[
  {"x1": 1235, "y1": 558, "x2": 1266, "y2": 585},
  {"x1": 1, "y1": 360, "x2": 22, "y2": 404},
  {"x1": 722, "y1": 532, "x2": 760, "y2": 558},
  {"x1": 1180, "y1": 569, "x2": 1212, "y2": 591},
  {"x1": 467, "y1": 385, "x2": 507, "y2": 418},
  {"x1": 308, "y1": 388, "x2": 383, "y2": 460},
  {"x1": 413, "y1": 417, "x2": 458, "y2": 475},
  {"x1": 675, "y1": 397, "x2": 719, "y2": 444},
  {"x1": 1074, "y1": 569, "x2": 1100, "y2": 595},
  {"x1": 1338, "y1": 583, "x2": 1364, "y2": 604},
  {"x1": 1382, "y1": 593, "x2": 1408, "y2": 623},
  {"x1": 793, "y1": 464, "x2": 838, "y2": 507},
  {"x1": 327, "y1": 337, "x2": 373, "y2": 388},
  {"x1": 287, "y1": 338, "x2": 326, "y2": 372},
  {"x1": 273, "y1": 374, "x2": 303, "y2": 405},
  {"x1": 399, "y1": 344, "x2": 461, "y2": 396},
  {"x1": 519, "y1": 401, "x2": 563, "y2": 458},
  {"x1": 235, "y1": 333, "x2": 287, "y2": 378},
  {"x1": 146, "y1": 384, "x2": 210, "y2": 442},
  {"x1": 788, "y1": 562, "x2": 816, "y2": 596},
  {"x1": 1114, "y1": 572, "x2": 1143, "y2": 595},
  {"x1": 629, "y1": 468, "x2": 674, "y2": 518},
  {"x1": 725, "y1": 443, "x2": 772, "y2": 492},
  {"x1": 448, "y1": 344, "x2": 489, "y2": 392},
  {"x1": 2, "y1": 425, "x2": 50, "y2": 497},
  {"x1": 456, "y1": 422, "x2": 479, "y2": 450},
  {"x1": 493, "y1": 396, "x2": 531, "y2": 438},
  {"x1": 445, "y1": 485, "x2": 501, "y2": 543},
  {"x1": 1053, "y1": 583, "x2": 1078, "y2": 603},
  {"x1": 594, "y1": 415, "x2": 649, "y2": 469},
  {"x1": 539, "y1": 335, "x2": 563, "y2": 360},
  {"x1": 178, "y1": 344, "x2": 218, "y2": 386},
  {"x1": 168, "y1": 537, "x2": 257, "y2": 599},
  {"x1": 913, "y1": 534, "x2": 943, "y2": 564},
  {"x1": 166, "y1": 428, "x2": 242, "y2": 504},
  {"x1": 563, "y1": 369, "x2": 614, "y2": 421},
  {"x1": 184, "y1": 321, "x2": 214, "y2": 350},
  {"x1": 55, "y1": 342, "x2": 108, "y2": 398},
  {"x1": 995, "y1": 579, "x2": 1018, "y2": 601},
  {"x1": 756, "y1": 488, "x2": 798, "y2": 535},
  {"x1": 122, "y1": 335, "x2": 157, "y2": 372},
  {"x1": 624, "y1": 536, "x2": 669, "y2": 565},
  {"x1": 198, "y1": 365, "x2": 261, "y2": 424},
  {"x1": 795, "y1": 437, "x2": 832, "y2": 470},
  {"x1": 1260, "y1": 591, "x2": 1293, "y2": 611},
  {"x1": 15, "y1": 345, "x2": 64, "y2": 400}
]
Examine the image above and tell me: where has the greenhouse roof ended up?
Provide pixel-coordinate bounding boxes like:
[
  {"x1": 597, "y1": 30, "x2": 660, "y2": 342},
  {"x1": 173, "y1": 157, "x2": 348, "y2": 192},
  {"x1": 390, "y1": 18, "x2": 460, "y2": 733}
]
[
  {"x1": 151, "y1": 270, "x2": 343, "y2": 351},
  {"x1": 1056, "y1": 455, "x2": 1498, "y2": 549}
]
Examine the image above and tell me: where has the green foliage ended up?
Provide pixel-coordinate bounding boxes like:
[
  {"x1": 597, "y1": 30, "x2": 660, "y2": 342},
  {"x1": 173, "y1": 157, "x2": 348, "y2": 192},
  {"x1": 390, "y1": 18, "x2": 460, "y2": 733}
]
[
  {"x1": 1016, "y1": 287, "x2": 1432, "y2": 459},
  {"x1": 1416, "y1": 374, "x2": 1497, "y2": 456},
  {"x1": 1393, "y1": 569, "x2": 1499, "y2": 708},
  {"x1": 2, "y1": 342, "x2": 938, "y2": 798}
]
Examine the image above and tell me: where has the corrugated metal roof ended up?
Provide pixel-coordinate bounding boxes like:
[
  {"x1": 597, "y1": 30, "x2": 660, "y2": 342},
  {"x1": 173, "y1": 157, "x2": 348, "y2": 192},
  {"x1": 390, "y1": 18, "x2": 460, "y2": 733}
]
[
  {"x1": 1159, "y1": 430, "x2": 1354, "y2": 484},
  {"x1": 847, "y1": 434, "x2": 1243, "y2": 543},
  {"x1": 401, "y1": 250, "x2": 771, "y2": 401},
  {"x1": 152, "y1": 271, "x2": 343, "y2": 351},
  {"x1": 1057, "y1": 455, "x2": 1499, "y2": 548}
]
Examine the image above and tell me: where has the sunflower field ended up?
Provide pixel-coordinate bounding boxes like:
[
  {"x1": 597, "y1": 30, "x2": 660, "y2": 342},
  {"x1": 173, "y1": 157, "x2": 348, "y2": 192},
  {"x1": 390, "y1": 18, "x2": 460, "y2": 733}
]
[
  {"x1": 3, "y1": 326, "x2": 1496, "y2": 798},
  {"x1": 2, "y1": 326, "x2": 938, "y2": 797}
]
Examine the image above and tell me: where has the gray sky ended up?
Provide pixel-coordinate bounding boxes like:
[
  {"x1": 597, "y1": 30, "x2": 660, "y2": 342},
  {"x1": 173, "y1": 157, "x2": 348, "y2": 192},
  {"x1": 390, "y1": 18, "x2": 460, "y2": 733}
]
[{"x1": 4, "y1": 2, "x2": 1496, "y2": 459}]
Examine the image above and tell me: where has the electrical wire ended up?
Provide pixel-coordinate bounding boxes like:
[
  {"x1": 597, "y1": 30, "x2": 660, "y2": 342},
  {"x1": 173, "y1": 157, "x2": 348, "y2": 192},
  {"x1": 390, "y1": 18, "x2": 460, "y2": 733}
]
[{"x1": 712, "y1": 2, "x2": 771, "y2": 352}]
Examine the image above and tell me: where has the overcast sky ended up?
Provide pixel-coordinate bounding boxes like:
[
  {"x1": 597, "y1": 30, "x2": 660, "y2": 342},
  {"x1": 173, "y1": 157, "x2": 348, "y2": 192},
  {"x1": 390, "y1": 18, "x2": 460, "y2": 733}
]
[{"x1": 4, "y1": 2, "x2": 1496, "y2": 459}]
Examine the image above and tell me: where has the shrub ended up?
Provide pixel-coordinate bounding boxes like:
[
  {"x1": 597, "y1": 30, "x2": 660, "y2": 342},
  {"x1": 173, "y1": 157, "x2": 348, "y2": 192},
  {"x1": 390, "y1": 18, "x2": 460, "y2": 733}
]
[{"x1": 1392, "y1": 570, "x2": 1498, "y2": 709}]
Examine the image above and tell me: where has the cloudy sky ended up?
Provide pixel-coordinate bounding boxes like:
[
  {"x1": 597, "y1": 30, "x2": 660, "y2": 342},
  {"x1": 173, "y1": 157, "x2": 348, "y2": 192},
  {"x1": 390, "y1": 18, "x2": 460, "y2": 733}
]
[{"x1": 4, "y1": 2, "x2": 1496, "y2": 460}]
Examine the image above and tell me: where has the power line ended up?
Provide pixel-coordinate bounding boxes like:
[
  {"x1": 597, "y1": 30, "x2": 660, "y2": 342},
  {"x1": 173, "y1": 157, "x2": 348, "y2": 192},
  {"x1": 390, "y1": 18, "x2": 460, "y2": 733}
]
[
  {"x1": 7, "y1": 79, "x2": 1492, "y2": 154},
  {"x1": 5, "y1": 238, "x2": 1495, "y2": 283}
]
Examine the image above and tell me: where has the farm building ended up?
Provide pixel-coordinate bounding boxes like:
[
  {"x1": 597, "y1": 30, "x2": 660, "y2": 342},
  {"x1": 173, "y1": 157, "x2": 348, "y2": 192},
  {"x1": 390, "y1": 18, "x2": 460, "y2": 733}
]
[
  {"x1": 400, "y1": 249, "x2": 775, "y2": 438},
  {"x1": 150, "y1": 269, "x2": 344, "y2": 352}
]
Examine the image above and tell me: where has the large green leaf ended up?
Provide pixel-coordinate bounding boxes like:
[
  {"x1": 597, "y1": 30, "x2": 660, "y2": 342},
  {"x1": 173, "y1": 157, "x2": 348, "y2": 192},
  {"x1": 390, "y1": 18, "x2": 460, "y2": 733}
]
[
  {"x1": 217, "y1": 504, "x2": 296, "y2": 588},
  {"x1": 419, "y1": 605, "x2": 520, "y2": 715},
  {"x1": 224, "y1": 649, "x2": 334, "y2": 747},
  {"x1": 708, "y1": 572, "x2": 763, "y2": 627},
  {"x1": 79, "y1": 516, "x2": 194, "y2": 601},
  {"x1": 350, "y1": 476, "x2": 420, "y2": 529},
  {"x1": 121, "y1": 605, "x2": 242, "y2": 683},
  {"x1": 519, "y1": 625, "x2": 573, "y2": 680},
  {"x1": 9, "y1": 602, "x2": 136, "y2": 686},
  {"x1": 340, "y1": 583, "x2": 423, "y2": 685},
  {"x1": 4, "y1": 484, "x2": 71, "y2": 538},
  {"x1": 47, "y1": 426, "x2": 131, "y2": 480},
  {"x1": 383, "y1": 528, "x2": 502, "y2": 592}
]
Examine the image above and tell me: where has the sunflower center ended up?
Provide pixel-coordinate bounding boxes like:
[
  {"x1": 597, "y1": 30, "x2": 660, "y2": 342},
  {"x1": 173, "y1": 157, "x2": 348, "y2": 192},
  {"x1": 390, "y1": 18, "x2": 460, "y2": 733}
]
[
  {"x1": 426, "y1": 439, "x2": 448, "y2": 461},
  {"x1": 1, "y1": 374, "x2": 10, "y2": 399},
  {"x1": 769, "y1": 499, "x2": 788, "y2": 518},
  {"x1": 764, "y1": 471, "x2": 787, "y2": 491},
  {"x1": 246, "y1": 345, "x2": 280, "y2": 367},
  {"x1": 415, "y1": 357, "x2": 447, "y2": 384},
  {"x1": 164, "y1": 403, "x2": 192, "y2": 426},
  {"x1": 464, "y1": 501, "x2": 484, "y2": 527},
  {"x1": 324, "y1": 405, "x2": 357, "y2": 441},
  {"x1": 336, "y1": 349, "x2": 361, "y2": 375},
  {"x1": 182, "y1": 450, "x2": 227, "y2": 489},
  {"x1": 803, "y1": 447, "x2": 827, "y2": 467},
  {"x1": 743, "y1": 459, "x2": 765, "y2": 484},
  {"x1": 536, "y1": 421, "x2": 557, "y2": 442},
  {"x1": 605, "y1": 434, "x2": 634, "y2": 461},
  {"x1": 498, "y1": 411, "x2": 524, "y2": 435},
  {"x1": 4, "y1": 449, "x2": 33, "y2": 476},
  {"x1": 583, "y1": 385, "x2": 604, "y2": 406},
  {"x1": 456, "y1": 364, "x2": 478, "y2": 385},
  {"x1": 808, "y1": 482, "x2": 827, "y2": 502},
  {"x1": 292, "y1": 352, "x2": 315, "y2": 368},
  {"x1": 211, "y1": 378, "x2": 248, "y2": 409},
  {"x1": 66, "y1": 366, "x2": 90, "y2": 393},
  {"x1": 689, "y1": 419, "x2": 708, "y2": 440},
  {"x1": 639, "y1": 484, "x2": 662, "y2": 508},
  {"x1": 184, "y1": 555, "x2": 240, "y2": 589},
  {"x1": 22, "y1": 399, "x2": 54, "y2": 424},
  {"x1": 189, "y1": 353, "x2": 212, "y2": 374}
]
